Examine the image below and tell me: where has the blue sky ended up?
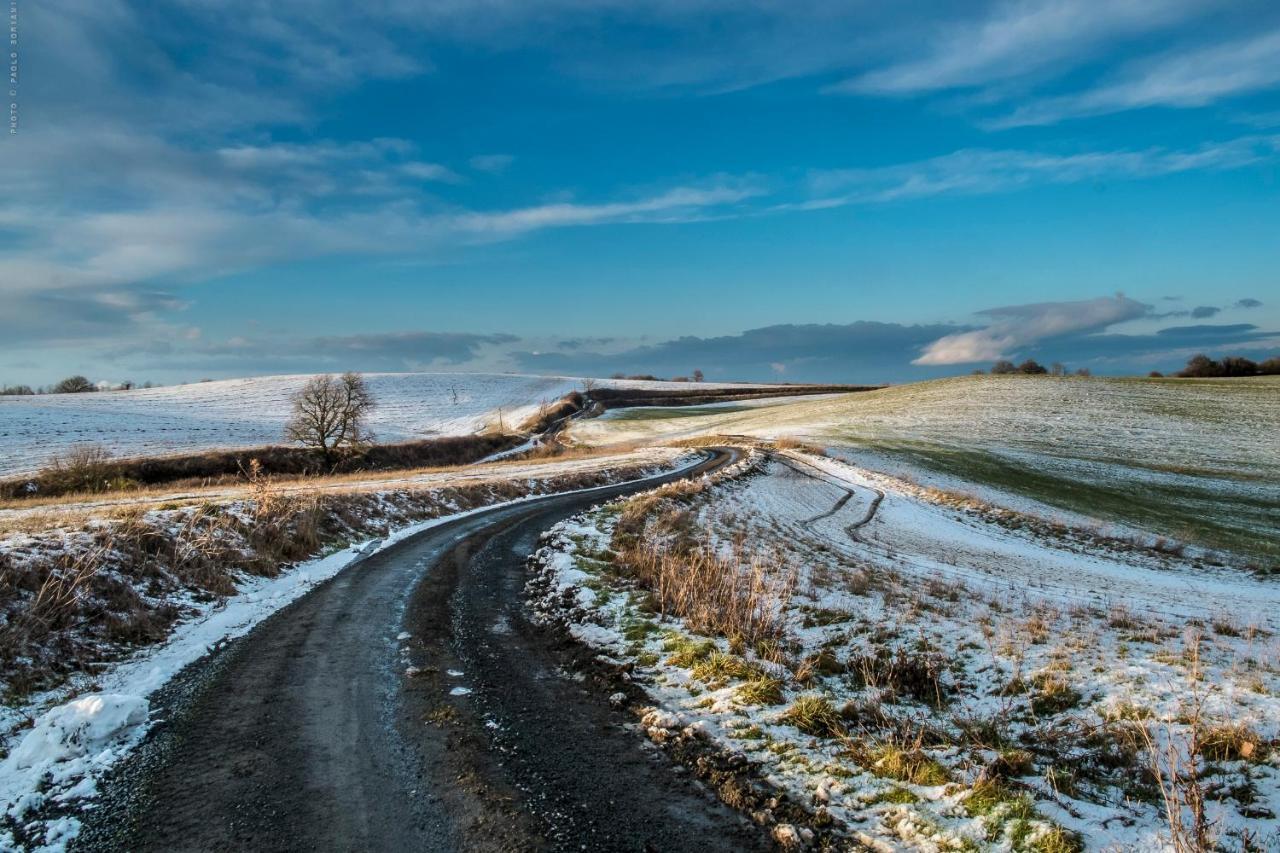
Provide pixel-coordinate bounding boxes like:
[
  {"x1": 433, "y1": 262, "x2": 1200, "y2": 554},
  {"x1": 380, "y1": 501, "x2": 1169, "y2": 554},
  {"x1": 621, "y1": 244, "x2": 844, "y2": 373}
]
[{"x1": 3, "y1": 0, "x2": 1278, "y2": 384}]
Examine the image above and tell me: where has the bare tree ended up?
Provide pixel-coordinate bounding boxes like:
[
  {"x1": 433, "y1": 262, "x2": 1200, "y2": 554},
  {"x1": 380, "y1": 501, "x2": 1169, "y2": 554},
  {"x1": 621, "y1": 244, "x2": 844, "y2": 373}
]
[
  {"x1": 1050, "y1": 362, "x2": 1066, "y2": 377},
  {"x1": 52, "y1": 375, "x2": 96, "y2": 393},
  {"x1": 284, "y1": 373, "x2": 376, "y2": 466},
  {"x1": 582, "y1": 377, "x2": 599, "y2": 398},
  {"x1": 692, "y1": 369, "x2": 704, "y2": 383}
]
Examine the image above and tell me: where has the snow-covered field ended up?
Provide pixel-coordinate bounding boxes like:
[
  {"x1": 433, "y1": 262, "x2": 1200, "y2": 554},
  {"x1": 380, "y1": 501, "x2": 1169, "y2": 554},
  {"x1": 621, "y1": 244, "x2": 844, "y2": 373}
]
[
  {"x1": 0, "y1": 372, "x2": 759, "y2": 478},
  {"x1": 570, "y1": 375, "x2": 1280, "y2": 563},
  {"x1": 571, "y1": 376, "x2": 1279, "y2": 479},
  {"x1": 529, "y1": 450, "x2": 1280, "y2": 852}
]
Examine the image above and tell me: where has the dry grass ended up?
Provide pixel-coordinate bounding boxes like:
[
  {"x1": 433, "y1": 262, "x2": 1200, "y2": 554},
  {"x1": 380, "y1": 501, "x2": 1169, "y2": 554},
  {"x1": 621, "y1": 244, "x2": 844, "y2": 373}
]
[
  {"x1": 0, "y1": 457, "x2": 671, "y2": 700},
  {"x1": 866, "y1": 742, "x2": 950, "y2": 786},
  {"x1": 620, "y1": 542, "x2": 797, "y2": 647},
  {"x1": 737, "y1": 674, "x2": 786, "y2": 706},
  {"x1": 779, "y1": 694, "x2": 845, "y2": 738}
]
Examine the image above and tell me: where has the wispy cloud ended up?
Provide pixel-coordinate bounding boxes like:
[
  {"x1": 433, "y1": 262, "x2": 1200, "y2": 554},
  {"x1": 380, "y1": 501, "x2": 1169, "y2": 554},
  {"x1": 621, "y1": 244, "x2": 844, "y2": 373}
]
[
  {"x1": 808, "y1": 136, "x2": 1280, "y2": 206},
  {"x1": 994, "y1": 27, "x2": 1280, "y2": 127},
  {"x1": 833, "y1": 0, "x2": 1202, "y2": 97},
  {"x1": 448, "y1": 183, "x2": 764, "y2": 236},
  {"x1": 914, "y1": 295, "x2": 1150, "y2": 365}
]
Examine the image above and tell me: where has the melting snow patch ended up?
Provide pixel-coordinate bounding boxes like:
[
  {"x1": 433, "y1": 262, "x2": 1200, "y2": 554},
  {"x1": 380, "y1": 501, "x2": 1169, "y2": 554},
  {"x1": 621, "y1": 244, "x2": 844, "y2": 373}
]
[
  {"x1": 1, "y1": 693, "x2": 149, "y2": 841},
  {"x1": 449, "y1": 686, "x2": 472, "y2": 696}
]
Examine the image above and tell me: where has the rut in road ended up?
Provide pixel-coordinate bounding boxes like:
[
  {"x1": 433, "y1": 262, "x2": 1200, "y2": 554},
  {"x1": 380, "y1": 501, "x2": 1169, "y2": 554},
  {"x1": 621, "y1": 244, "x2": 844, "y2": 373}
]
[{"x1": 76, "y1": 450, "x2": 770, "y2": 853}]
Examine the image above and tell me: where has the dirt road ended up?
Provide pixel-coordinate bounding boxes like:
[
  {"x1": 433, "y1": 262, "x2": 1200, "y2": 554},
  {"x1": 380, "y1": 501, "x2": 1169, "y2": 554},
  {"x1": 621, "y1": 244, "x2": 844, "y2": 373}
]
[{"x1": 76, "y1": 449, "x2": 770, "y2": 852}]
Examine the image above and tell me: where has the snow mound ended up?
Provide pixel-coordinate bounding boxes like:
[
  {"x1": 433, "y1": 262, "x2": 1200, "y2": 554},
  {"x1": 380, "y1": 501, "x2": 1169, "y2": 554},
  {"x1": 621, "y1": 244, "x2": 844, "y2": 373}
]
[{"x1": 7, "y1": 694, "x2": 148, "y2": 773}]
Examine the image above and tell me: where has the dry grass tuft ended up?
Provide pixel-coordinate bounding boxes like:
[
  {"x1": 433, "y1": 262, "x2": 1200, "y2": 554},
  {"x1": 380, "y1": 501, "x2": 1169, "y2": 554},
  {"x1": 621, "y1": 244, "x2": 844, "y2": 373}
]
[
  {"x1": 867, "y1": 743, "x2": 950, "y2": 786},
  {"x1": 618, "y1": 533, "x2": 797, "y2": 647},
  {"x1": 736, "y1": 674, "x2": 786, "y2": 706},
  {"x1": 779, "y1": 694, "x2": 845, "y2": 738}
]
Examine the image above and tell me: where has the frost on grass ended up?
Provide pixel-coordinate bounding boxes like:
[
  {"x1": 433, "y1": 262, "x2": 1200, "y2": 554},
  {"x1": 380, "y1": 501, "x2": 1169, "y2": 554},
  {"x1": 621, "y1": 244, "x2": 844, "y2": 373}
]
[{"x1": 528, "y1": 449, "x2": 1280, "y2": 852}]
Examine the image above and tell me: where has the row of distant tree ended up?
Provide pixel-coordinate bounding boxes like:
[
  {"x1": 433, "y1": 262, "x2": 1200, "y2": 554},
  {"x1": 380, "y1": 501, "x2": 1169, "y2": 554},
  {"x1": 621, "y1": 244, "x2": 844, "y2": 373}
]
[
  {"x1": 1167, "y1": 353, "x2": 1280, "y2": 378},
  {"x1": 0, "y1": 376, "x2": 161, "y2": 395},
  {"x1": 974, "y1": 352, "x2": 1280, "y2": 378},
  {"x1": 976, "y1": 360, "x2": 1088, "y2": 376},
  {"x1": 609, "y1": 369, "x2": 706, "y2": 383}
]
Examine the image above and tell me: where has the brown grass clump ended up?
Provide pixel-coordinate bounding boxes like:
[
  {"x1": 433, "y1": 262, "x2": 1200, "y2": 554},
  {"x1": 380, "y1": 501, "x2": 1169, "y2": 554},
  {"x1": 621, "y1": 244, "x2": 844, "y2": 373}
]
[
  {"x1": 848, "y1": 645, "x2": 950, "y2": 706},
  {"x1": 1198, "y1": 722, "x2": 1265, "y2": 763},
  {"x1": 773, "y1": 437, "x2": 829, "y2": 456},
  {"x1": 613, "y1": 486, "x2": 798, "y2": 647},
  {"x1": 627, "y1": 544, "x2": 797, "y2": 647}
]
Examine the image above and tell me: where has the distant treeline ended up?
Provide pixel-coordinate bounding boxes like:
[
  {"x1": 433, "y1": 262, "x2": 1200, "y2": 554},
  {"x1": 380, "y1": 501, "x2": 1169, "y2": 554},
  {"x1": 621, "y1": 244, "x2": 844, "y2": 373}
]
[
  {"x1": 973, "y1": 353, "x2": 1279, "y2": 379},
  {"x1": 1166, "y1": 353, "x2": 1280, "y2": 378},
  {"x1": 1, "y1": 375, "x2": 162, "y2": 395},
  {"x1": 976, "y1": 360, "x2": 1087, "y2": 376}
]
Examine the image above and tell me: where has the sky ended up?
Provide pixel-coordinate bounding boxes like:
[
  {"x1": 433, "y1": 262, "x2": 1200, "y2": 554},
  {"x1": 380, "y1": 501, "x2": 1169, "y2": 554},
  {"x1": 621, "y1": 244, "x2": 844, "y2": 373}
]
[{"x1": 3, "y1": 0, "x2": 1278, "y2": 385}]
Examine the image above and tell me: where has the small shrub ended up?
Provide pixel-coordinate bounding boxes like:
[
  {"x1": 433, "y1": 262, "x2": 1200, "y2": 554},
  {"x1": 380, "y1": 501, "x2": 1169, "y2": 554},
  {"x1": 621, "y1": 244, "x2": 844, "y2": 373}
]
[{"x1": 849, "y1": 646, "x2": 949, "y2": 705}]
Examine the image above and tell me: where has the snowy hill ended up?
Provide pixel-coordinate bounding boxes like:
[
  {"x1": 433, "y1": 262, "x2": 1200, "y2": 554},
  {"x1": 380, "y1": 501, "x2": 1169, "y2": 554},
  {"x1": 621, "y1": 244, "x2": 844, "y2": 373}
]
[
  {"x1": 571, "y1": 374, "x2": 1280, "y2": 560},
  {"x1": 0, "y1": 372, "x2": 756, "y2": 477}
]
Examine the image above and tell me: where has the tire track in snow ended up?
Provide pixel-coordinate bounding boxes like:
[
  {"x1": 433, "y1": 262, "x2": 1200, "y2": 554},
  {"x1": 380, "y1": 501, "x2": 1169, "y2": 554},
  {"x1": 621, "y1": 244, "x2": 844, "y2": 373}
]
[{"x1": 772, "y1": 452, "x2": 886, "y2": 537}]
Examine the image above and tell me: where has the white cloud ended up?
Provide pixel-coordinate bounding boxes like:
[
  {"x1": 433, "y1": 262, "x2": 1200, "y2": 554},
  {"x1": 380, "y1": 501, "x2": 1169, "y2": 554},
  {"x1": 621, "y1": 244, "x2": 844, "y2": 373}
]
[
  {"x1": 914, "y1": 295, "x2": 1150, "y2": 365},
  {"x1": 994, "y1": 28, "x2": 1280, "y2": 126},
  {"x1": 447, "y1": 184, "x2": 763, "y2": 236},
  {"x1": 835, "y1": 0, "x2": 1202, "y2": 96},
  {"x1": 401, "y1": 162, "x2": 463, "y2": 182},
  {"x1": 810, "y1": 136, "x2": 1280, "y2": 205}
]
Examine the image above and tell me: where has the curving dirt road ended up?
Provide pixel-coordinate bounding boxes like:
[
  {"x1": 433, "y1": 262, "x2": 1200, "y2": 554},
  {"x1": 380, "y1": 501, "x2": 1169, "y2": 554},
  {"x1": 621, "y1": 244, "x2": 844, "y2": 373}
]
[{"x1": 76, "y1": 449, "x2": 771, "y2": 853}]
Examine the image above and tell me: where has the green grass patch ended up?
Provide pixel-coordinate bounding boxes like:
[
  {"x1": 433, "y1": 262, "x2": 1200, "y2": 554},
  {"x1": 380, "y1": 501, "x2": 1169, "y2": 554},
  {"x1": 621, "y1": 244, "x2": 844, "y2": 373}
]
[{"x1": 860, "y1": 439, "x2": 1279, "y2": 563}]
